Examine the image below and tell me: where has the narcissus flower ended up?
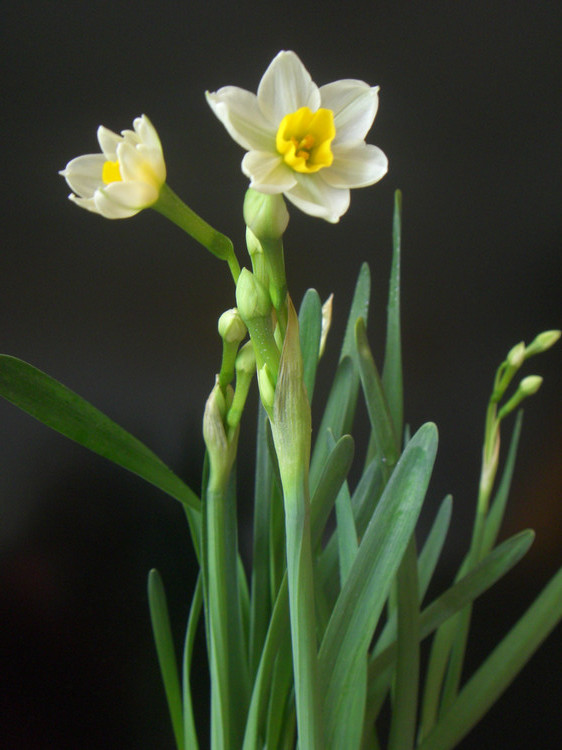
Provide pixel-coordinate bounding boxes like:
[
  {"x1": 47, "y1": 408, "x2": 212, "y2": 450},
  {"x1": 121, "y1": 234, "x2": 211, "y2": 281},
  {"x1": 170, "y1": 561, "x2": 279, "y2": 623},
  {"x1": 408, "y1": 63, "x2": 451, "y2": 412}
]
[
  {"x1": 206, "y1": 50, "x2": 388, "y2": 222},
  {"x1": 60, "y1": 115, "x2": 166, "y2": 219}
]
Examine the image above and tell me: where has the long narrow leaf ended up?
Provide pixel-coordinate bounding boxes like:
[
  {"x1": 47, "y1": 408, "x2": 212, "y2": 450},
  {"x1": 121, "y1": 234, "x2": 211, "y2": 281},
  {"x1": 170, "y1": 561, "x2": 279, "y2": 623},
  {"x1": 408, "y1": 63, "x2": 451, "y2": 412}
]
[
  {"x1": 417, "y1": 564, "x2": 562, "y2": 750},
  {"x1": 388, "y1": 536, "x2": 419, "y2": 750},
  {"x1": 0, "y1": 355, "x2": 200, "y2": 512},
  {"x1": 319, "y1": 422, "x2": 438, "y2": 749},
  {"x1": 382, "y1": 189, "x2": 404, "y2": 438},
  {"x1": 148, "y1": 569, "x2": 184, "y2": 750},
  {"x1": 368, "y1": 530, "x2": 535, "y2": 682},
  {"x1": 298, "y1": 288, "x2": 322, "y2": 403},
  {"x1": 182, "y1": 576, "x2": 202, "y2": 750},
  {"x1": 356, "y1": 318, "x2": 400, "y2": 475}
]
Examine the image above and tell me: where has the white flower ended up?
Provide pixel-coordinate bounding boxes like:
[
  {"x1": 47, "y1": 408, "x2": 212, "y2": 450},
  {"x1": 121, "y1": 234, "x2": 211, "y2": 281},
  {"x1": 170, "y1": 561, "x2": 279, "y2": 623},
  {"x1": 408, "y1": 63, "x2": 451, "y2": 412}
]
[
  {"x1": 206, "y1": 51, "x2": 388, "y2": 223},
  {"x1": 60, "y1": 115, "x2": 166, "y2": 219}
]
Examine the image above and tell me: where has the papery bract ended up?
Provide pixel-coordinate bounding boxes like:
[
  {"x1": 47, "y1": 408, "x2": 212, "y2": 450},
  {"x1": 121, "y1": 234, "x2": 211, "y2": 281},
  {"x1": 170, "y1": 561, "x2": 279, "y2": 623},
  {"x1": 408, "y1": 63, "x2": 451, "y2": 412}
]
[
  {"x1": 206, "y1": 50, "x2": 388, "y2": 222},
  {"x1": 60, "y1": 115, "x2": 166, "y2": 219}
]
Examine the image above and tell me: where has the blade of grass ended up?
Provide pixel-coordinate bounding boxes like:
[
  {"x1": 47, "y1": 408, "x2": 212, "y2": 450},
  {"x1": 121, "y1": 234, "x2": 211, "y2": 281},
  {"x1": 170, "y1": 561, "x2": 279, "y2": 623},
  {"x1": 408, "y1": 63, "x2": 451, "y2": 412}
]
[{"x1": 148, "y1": 569, "x2": 184, "y2": 750}]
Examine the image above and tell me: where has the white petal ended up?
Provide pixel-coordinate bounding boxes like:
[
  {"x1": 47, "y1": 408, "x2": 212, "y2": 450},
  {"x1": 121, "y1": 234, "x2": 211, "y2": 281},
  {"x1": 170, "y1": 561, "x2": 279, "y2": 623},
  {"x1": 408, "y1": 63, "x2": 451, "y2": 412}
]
[
  {"x1": 133, "y1": 115, "x2": 162, "y2": 151},
  {"x1": 117, "y1": 141, "x2": 164, "y2": 188},
  {"x1": 60, "y1": 154, "x2": 105, "y2": 197},
  {"x1": 68, "y1": 193, "x2": 101, "y2": 214},
  {"x1": 242, "y1": 151, "x2": 297, "y2": 193},
  {"x1": 136, "y1": 144, "x2": 167, "y2": 183},
  {"x1": 322, "y1": 143, "x2": 388, "y2": 189},
  {"x1": 97, "y1": 126, "x2": 122, "y2": 159},
  {"x1": 206, "y1": 87, "x2": 275, "y2": 151},
  {"x1": 93, "y1": 189, "x2": 140, "y2": 218},
  {"x1": 319, "y1": 81, "x2": 379, "y2": 144},
  {"x1": 285, "y1": 174, "x2": 350, "y2": 223},
  {"x1": 102, "y1": 180, "x2": 159, "y2": 209},
  {"x1": 257, "y1": 50, "x2": 321, "y2": 125}
]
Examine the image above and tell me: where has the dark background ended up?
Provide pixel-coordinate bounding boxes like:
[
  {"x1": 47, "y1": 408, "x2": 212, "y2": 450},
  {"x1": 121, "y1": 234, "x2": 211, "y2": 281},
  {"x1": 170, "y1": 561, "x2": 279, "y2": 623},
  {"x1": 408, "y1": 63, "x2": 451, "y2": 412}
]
[{"x1": 1, "y1": 1, "x2": 561, "y2": 747}]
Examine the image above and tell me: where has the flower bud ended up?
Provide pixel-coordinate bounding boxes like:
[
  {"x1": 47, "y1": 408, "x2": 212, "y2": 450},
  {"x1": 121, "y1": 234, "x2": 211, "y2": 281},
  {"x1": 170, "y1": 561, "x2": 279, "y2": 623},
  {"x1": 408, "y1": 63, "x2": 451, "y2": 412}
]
[
  {"x1": 257, "y1": 363, "x2": 277, "y2": 416},
  {"x1": 218, "y1": 308, "x2": 247, "y2": 345},
  {"x1": 203, "y1": 378, "x2": 238, "y2": 488},
  {"x1": 244, "y1": 188, "x2": 289, "y2": 241},
  {"x1": 519, "y1": 375, "x2": 543, "y2": 396},
  {"x1": 506, "y1": 341, "x2": 526, "y2": 369},
  {"x1": 235, "y1": 268, "x2": 272, "y2": 323},
  {"x1": 525, "y1": 330, "x2": 561, "y2": 359}
]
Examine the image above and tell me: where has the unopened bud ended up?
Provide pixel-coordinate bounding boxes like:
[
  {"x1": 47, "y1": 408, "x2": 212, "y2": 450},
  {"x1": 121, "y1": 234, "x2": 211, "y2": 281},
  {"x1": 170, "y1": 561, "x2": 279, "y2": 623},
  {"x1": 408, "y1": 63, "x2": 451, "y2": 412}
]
[
  {"x1": 218, "y1": 308, "x2": 247, "y2": 344},
  {"x1": 519, "y1": 375, "x2": 543, "y2": 396},
  {"x1": 236, "y1": 268, "x2": 272, "y2": 323},
  {"x1": 244, "y1": 188, "x2": 289, "y2": 241},
  {"x1": 506, "y1": 341, "x2": 526, "y2": 369},
  {"x1": 525, "y1": 330, "x2": 561, "y2": 359},
  {"x1": 257, "y1": 363, "x2": 276, "y2": 416}
]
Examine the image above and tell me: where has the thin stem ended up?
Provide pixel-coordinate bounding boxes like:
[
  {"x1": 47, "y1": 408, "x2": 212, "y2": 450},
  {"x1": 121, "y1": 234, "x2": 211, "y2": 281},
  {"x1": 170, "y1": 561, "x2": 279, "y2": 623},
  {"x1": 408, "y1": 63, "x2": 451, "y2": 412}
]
[{"x1": 153, "y1": 183, "x2": 240, "y2": 284}]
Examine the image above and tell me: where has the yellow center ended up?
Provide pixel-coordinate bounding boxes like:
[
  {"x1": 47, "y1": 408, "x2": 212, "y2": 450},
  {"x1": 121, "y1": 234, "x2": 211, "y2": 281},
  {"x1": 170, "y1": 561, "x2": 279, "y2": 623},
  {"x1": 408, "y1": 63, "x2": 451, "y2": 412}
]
[
  {"x1": 102, "y1": 159, "x2": 123, "y2": 184},
  {"x1": 276, "y1": 107, "x2": 335, "y2": 173}
]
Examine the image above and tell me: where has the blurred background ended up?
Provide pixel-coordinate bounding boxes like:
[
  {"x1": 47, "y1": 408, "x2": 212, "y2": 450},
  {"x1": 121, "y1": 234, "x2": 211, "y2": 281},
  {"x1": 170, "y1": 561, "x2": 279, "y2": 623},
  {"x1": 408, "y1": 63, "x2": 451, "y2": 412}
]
[{"x1": 1, "y1": 1, "x2": 561, "y2": 747}]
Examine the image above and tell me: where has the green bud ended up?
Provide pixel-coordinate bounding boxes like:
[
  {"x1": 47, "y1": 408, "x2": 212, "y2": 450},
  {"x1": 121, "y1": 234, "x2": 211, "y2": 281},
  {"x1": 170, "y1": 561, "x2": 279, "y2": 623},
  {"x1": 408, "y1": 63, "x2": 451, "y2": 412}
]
[
  {"x1": 257, "y1": 363, "x2": 276, "y2": 416},
  {"x1": 506, "y1": 341, "x2": 526, "y2": 369},
  {"x1": 203, "y1": 378, "x2": 239, "y2": 489},
  {"x1": 244, "y1": 188, "x2": 289, "y2": 241},
  {"x1": 218, "y1": 307, "x2": 247, "y2": 344},
  {"x1": 236, "y1": 268, "x2": 272, "y2": 322},
  {"x1": 525, "y1": 330, "x2": 561, "y2": 359},
  {"x1": 270, "y1": 297, "x2": 312, "y2": 486},
  {"x1": 498, "y1": 375, "x2": 543, "y2": 420},
  {"x1": 519, "y1": 374, "x2": 543, "y2": 396}
]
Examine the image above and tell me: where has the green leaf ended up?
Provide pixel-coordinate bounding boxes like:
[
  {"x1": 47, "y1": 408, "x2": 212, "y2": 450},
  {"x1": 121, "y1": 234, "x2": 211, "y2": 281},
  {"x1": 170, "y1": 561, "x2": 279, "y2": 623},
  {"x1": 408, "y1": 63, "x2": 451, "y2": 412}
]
[
  {"x1": 355, "y1": 318, "x2": 400, "y2": 476},
  {"x1": 340, "y1": 262, "x2": 371, "y2": 365},
  {"x1": 418, "y1": 495, "x2": 454, "y2": 601},
  {"x1": 319, "y1": 422, "x2": 438, "y2": 750},
  {"x1": 148, "y1": 569, "x2": 184, "y2": 750},
  {"x1": 298, "y1": 288, "x2": 322, "y2": 404},
  {"x1": 388, "y1": 536, "x2": 419, "y2": 750},
  {"x1": 310, "y1": 433, "x2": 355, "y2": 549},
  {"x1": 417, "y1": 563, "x2": 562, "y2": 750},
  {"x1": 243, "y1": 577, "x2": 290, "y2": 750},
  {"x1": 368, "y1": 530, "x2": 535, "y2": 682},
  {"x1": 309, "y1": 357, "x2": 356, "y2": 492},
  {"x1": 182, "y1": 576, "x2": 202, "y2": 750},
  {"x1": 0, "y1": 355, "x2": 200, "y2": 512},
  {"x1": 382, "y1": 189, "x2": 403, "y2": 439}
]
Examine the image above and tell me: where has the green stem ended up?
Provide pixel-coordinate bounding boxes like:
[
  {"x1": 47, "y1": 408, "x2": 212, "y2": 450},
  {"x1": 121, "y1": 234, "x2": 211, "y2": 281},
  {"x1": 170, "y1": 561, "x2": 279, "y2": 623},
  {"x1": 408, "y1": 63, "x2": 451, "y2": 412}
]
[
  {"x1": 282, "y1": 472, "x2": 324, "y2": 750},
  {"x1": 153, "y1": 183, "x2": 240, "y2": 283}
]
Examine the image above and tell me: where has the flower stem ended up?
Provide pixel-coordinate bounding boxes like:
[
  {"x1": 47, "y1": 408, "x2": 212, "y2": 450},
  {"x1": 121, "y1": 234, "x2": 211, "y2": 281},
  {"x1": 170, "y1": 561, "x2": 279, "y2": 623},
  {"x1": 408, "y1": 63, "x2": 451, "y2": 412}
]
[{"x1": 153, "y1": 183, "x2": 240, "y2": 283}]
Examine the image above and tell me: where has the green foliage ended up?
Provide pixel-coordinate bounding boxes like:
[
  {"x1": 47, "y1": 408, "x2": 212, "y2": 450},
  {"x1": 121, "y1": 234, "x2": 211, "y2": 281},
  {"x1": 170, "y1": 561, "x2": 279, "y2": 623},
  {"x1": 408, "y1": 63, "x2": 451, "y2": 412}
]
[{"x1": 2, "y1": 190, "x2": 560, "y2": 749}]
